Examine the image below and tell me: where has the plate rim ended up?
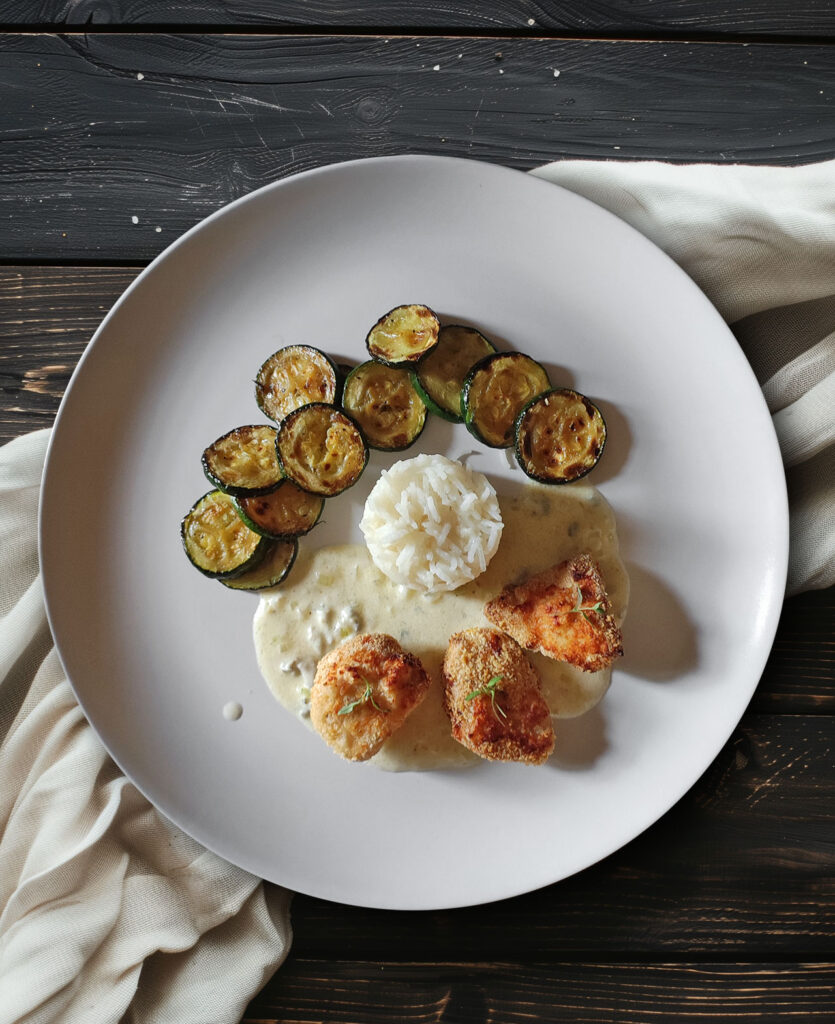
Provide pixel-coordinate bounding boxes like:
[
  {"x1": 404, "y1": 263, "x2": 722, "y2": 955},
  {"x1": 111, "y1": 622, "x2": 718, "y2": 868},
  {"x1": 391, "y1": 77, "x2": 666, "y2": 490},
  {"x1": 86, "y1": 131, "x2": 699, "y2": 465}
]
[{"x1": 38, "y1": 154, "x2": 790, "y2": 909}]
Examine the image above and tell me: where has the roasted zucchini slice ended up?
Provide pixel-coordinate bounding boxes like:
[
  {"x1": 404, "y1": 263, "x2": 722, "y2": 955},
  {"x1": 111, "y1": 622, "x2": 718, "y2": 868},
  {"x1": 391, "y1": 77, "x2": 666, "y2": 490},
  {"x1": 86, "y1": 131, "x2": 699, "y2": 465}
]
[
  {"x1": 365, "y1": 304, "x2": 440, "y2": 366},
  {"x1": 341, "y1": 360, "x2": 427, "y2": 451},
  {"x1": 202, "y1": 424, "x2": 282, "y2": 497},
  {"x1": 181, "y1": 490, "x2": 268, "y2": 579},
  {"x1": 255, "y1": 345, "x2": 338, "y2": 423},
  {"x1": 461, "y1": 352, "x2": 550, "y2": 448},
  {"x1": 219, "y1": 538, "x2": 298, "y2": 591},
  {"x1": 514, "y1": 388, "x2": 607, "y2": 484},
  {"x1": 412, "y1": 324, "x2": 496, "y2": 422},
  {"x1": 276, "y1": 403, "x2": 369, "y2": 496},
  {"x1": 234, "y1": 480, "x2": 324, "y2": 539}
]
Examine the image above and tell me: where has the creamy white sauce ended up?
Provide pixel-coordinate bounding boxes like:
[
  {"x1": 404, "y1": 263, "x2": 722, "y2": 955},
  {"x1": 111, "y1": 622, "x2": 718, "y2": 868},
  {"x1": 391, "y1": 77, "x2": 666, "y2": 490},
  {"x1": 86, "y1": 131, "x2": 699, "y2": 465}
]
[
  {"x1": 253, "y1": 483, "x2": 628, "y2": 771},
  {"x1": 223, "y1": 701, "x2": 243, "y2": 721}
]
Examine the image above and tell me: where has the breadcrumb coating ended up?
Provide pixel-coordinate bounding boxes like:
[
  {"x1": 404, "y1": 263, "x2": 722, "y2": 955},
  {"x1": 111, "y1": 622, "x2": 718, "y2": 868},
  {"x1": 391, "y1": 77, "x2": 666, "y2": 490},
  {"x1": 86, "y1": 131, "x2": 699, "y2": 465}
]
[
  {"x1": 442, "y1": 627, "x2": 555, "y2": 765},
  {"x1": 484, "y1": 554, "x2": 623, "y2": 673},
  {"x1": 310, "y1": 633, "x2": 431, "y2": 762}
]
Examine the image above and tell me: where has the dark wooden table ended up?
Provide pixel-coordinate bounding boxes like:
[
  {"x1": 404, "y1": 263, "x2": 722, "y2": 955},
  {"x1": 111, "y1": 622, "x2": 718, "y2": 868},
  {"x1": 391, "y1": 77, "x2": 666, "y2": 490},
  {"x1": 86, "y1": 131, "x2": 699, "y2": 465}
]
[{"x1": 2, "y1": 3, "x2": 833, "y2": 1021}]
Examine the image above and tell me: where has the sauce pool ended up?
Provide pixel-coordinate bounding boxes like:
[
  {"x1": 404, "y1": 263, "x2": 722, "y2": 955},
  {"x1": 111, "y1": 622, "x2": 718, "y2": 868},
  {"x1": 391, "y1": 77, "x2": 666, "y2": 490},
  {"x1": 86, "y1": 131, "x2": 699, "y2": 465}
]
[{"x1": 253, "y1": 482, "x2": 628, "y2": 771}]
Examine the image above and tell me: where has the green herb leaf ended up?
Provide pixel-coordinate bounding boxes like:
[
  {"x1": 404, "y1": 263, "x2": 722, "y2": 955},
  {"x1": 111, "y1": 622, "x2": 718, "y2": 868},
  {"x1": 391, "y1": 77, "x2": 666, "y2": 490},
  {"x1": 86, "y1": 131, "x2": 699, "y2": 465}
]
[
  {"x1": 465, "y1": 674, "x2": 507, "y2": 722},
  {"x1": 570, "y1": 585, "x2": 605, "y2": 619},
  {"x1": 338, "y1": 679, "x2": 386, "y2": 716},
  {"x1": 337, "y1": 694, "x2": 363, "y2": 716}
]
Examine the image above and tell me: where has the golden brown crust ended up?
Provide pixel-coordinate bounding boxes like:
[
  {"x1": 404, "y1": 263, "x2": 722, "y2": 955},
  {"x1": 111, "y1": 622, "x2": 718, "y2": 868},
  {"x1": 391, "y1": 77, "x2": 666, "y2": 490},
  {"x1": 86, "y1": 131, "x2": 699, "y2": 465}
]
[
  {"x1": 484, "y1": 554, "x2": 623, "y2": 673},
  {"x1": 442, "y1": 627, "x2": 555, "y2": 765},
  {"x1": 310, "y1": 633, "x2": 431, "y2": 762}
]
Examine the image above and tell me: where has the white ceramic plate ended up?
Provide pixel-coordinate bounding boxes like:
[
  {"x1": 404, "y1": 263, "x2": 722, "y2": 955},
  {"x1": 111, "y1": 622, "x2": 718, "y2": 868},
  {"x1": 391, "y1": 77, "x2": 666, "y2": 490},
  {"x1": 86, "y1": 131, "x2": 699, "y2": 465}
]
[{"x1": 40, "y1": 156, "x2": 787, "y2": 910}]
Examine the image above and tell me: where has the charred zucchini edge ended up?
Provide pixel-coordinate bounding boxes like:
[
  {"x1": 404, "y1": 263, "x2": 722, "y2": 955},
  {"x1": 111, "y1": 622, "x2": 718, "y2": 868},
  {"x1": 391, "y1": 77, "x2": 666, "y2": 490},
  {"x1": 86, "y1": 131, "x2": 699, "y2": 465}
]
[
  {"x1": 254, "y1": 344, "x2": 339, "y2": 423},
  {"x1": 334, "y1": 361, "x2": 356, "y2": 405},
  {"x1": 219, "y1": 538, "x2": 299, "y2": 590},
  {"x1": 412, "y1": 324, "x2": 496, "y2": 422},
  {"x1": 341, "y1": 360, "x2": 427, "y2": 451},
  {"x1": 275, "y1": 402, "x2": 370, "y2": 497},
  {"x1": 365, "y1": 303, "x2": 441, "y2": 367},
  {"x1": 514, "y1": 387, "x2": 607, "y2": 484},
  {"x1": 234, "y1": 480, "x2": 325, "y2": 539},
  {"x1": 181, "y1": 490, "x2": 269, "y2": 579},
  {"x1": 461, "y1": 351, "x2": 551, "y2": 449},
  {"x1": 201, "y1": 424, "x2": 283, "y2": 498}
]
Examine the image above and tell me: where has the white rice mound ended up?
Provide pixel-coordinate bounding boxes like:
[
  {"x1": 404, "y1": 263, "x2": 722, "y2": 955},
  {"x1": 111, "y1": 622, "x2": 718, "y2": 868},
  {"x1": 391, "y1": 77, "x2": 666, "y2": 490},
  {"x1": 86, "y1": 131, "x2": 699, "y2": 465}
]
[{"x1": 359, "y1": 453, "x2": 503, "y2": 594}]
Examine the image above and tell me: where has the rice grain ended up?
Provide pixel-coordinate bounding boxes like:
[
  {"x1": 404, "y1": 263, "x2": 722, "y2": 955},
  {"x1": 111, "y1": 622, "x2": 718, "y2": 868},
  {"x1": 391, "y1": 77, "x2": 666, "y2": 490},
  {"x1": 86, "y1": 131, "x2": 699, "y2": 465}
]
[{"x1": 359, "y1": 454, "x2": 503, "y2": 594}]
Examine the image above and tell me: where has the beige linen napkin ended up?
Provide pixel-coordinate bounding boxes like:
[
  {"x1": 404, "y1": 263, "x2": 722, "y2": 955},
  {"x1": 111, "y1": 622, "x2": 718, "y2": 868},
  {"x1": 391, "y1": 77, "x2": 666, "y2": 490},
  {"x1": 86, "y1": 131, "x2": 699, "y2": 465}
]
[
  {"x1": 1, "y1": 159, "x2": 832, "y2": 1024},
  {"x1": 0, "y1": 430, "x2": 291, "y2": 1024},
  {"x1": 532, "y1": 159, "x2": 835, "y2": 594}
]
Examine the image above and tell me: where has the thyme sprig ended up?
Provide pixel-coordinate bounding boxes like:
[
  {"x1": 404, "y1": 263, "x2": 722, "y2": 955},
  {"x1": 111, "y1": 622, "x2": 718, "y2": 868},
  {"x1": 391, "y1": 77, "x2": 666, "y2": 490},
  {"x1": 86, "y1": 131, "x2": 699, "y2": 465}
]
[
  {"x1": 338, "y1": 679, "x2": 386, "y2": 716},
  {"x1": 568, "y1": 586, "x2": 605, "y2": 622},
  {"x1": 465, "y1": 674, "x2": 507, "y2": 722}
]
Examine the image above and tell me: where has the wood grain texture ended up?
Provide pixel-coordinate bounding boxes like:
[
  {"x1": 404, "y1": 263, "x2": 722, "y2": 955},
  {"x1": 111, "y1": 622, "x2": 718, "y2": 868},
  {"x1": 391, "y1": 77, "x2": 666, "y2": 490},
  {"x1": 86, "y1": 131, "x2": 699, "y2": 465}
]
[
  {"x1": 0, "y1": 267, "x2": 139, "y2": 435},
  {"x1": 0, "y1": 33, "x2": 833, "y2": 261},
  {"x1": 277, "y1": 713, "x2": 835, "y2": 958},
  {"x1": 242, "y1": 960, "x2": 835, "y2": 1023},
  {"x1": 6, "y1": 1, "x2": 835, "y2": 37},
  {"x1": 752, "y1": 587, "x2": 835, "y2": 713}
]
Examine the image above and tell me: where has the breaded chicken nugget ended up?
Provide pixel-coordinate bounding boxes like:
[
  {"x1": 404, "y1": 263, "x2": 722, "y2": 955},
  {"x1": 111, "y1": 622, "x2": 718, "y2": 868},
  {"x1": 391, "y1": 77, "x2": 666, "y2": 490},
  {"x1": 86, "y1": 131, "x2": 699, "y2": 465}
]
[
  {"x1": 310, "y1": 633, "x2": 431, "y2": 762},
  {"x1": 484, "y1": 553, "x2": 623, "y2": 673},
  {"x1": 443, "y1": 627, "x2": 554, "y2": 765}
]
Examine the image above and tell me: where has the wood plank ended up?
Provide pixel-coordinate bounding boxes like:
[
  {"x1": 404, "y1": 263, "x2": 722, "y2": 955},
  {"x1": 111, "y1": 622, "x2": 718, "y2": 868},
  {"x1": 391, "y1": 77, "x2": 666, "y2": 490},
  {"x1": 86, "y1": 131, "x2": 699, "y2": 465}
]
[
  {"x1": 288, "y1": 713, "x2": 834, "y2": 957},
  {"x1": 0, "y1": 33, "x2": 833, "y2": 261},
  {"x1": 242, "y1": 960, "x2": 835, "y2": 1023},
  {"x1": 7, "y1": 2, "x2": 835, "y2": 37},
  {"x1": 2, "y1": 265, "x2": 833, "y2": 711},
  {"x1": 752, "y1": 587, "x2": 835, "y2": 713},
  {"x1": 0, "y1": 267, "x2": 139, "y2": 437}
]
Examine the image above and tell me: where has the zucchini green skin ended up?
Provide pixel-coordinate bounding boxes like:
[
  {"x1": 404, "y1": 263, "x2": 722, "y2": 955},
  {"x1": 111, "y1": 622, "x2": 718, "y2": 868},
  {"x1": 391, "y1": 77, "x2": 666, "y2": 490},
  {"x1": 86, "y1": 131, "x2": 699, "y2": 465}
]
[
  {"x1": 341, "y1": 360, "x2": 427, "y2": 451},
  {"x1": 234, "y1": 480, "x2": 324, "y2": 539},
  {"x1": 202, "y1": 424, "x2": 282, "y2": 498},
  {"x1": 461, "y1": 351, "x2": 551, "y2": 449},
  {"x1": 181, "y1": 490, "x2": 268, "y2": 579},
  {"x1": 276, "y1": 402, "x2": 369, "y2": 497},
  {"x1": 219, "y1": 538, "x2": 298, "y2": 590},
  {"x1": 410, "y1": 372, "x2": 459, "y2": 423},
  {"x1": 514, "y1": 387, "x2": 607, "y2": 484},
  {"x1": 411, "y1": 323, "x2": 496, "y2": 423},
  {"x1": 334, "y1": 361, "x2": 356, "y2": 405},
  {"x1": 255, "y1": 345, "x2": 339, "y2": 423},
  {"x1": 365, "y1": 304, "x2": 440, "y2": 367}
]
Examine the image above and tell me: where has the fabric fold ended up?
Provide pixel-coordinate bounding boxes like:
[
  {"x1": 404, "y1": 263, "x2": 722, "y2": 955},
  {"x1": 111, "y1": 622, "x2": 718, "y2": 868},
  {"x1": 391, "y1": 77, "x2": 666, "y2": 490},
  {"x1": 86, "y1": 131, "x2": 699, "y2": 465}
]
[
  {"x1": 532, "y1": 159, "x2": 835, "y2": 593},
  {"x1": 0, "y1": 430, "x2": 290, "y2": 1024}
]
